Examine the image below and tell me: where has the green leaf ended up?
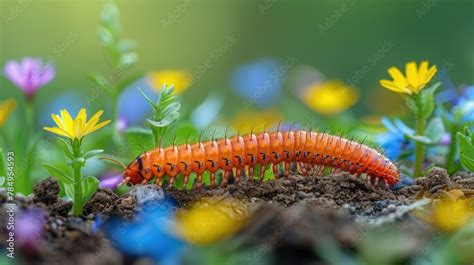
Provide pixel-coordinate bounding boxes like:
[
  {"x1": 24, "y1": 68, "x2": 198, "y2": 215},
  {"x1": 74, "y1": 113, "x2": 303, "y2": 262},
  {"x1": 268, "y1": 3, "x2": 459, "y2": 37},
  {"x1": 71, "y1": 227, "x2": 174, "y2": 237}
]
[
  {"x1": 405, "y1": 95, "x2": 419, "y2": 114},
  {"x1": 460, "y1": 154, "x2": 474, "y2": 171},
  {"x1": 457, "y1": 128, "x2": 474, "y2": 171},
  {"x1": 138, "y1": 89, "x2": 157, "y2": 109},
  {"x1": 57, "y1": 138, "x2": 74, "y2": 160},
  {"x1": 147, "y1": 112, "x2": 180, "y2": 128},
  {"x1": 425, "y1": 117, "x2": 445, "y2": 143},
  {"x1": 42, "y1": 163, "x2": 74, "y2": 184},
  {"x1": 406, "y1": 134, "x2": 433, "y2": 145},
  {"x1": 88, "y1": 72, "x2": 111, "y2": 90},
  {"x1": 420, "y1": 82, "x2": 441, "y2": 119},
  {"x1": 82, "y1": 176, "x2": 99, "y2": 204},
  {"x1": 84, "y1": 149, "x2": 104, "y2": 160},
  {"x1": 64, "y1": 183, "x2": 75, "y2": 200}
]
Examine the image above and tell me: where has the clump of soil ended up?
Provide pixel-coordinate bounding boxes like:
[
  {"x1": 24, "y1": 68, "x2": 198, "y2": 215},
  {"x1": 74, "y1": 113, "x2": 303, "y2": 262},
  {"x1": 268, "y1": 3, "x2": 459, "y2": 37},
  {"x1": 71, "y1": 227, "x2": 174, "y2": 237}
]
[{"x1": 168, "y1": 172, "x2": 415, "y2": 219}]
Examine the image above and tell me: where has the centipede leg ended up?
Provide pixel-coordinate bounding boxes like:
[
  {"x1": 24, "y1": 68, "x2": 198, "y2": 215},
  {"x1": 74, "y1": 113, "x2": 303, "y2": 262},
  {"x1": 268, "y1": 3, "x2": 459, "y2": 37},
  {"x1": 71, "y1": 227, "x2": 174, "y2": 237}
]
[
  {"x1": 183, "y1": 174, "x2": 190, "y2": 189},
  {"x1": 383, "y1": 179, "x2": 390, "y2": 190},
  {"x1": 247, "y1": 166, "x2": 254, "y2": 182},
  {"x1": 259, "y1": 166, "x2": 266, "y2": 182},
  {"x1": 297, "y1": 162, "x2": 307, "y2": 175},
  {"x1": 283, "y1": 162, "x2": 290, "y2": 178},
  {"x1": 305, "y1": 163, "x2": 313, "y2": 176},
  {"x1": 155, "y1": 176, "x2": 162, "y2": 186},
  {"x1": 220, "y1": 171, "x2": 231, "y2": 187},
  {"x1": 272, "y1": 164, "x2": 280, "y2": 178},
  {"x1": 210, "y1": 172, "x2": 216, "y2": 188},
  {"x1": 168, "y1": 176, "x2": 176, "y2": 189},
  {"x1": 366, "y1": 175, "x2": 372, "y2": 187},
  {"x1": 235, "y1": 168, "x2": 242, "y2": 183},
  {"x1": 196, "y1": 174, "x2": 203, "y2": 190}
]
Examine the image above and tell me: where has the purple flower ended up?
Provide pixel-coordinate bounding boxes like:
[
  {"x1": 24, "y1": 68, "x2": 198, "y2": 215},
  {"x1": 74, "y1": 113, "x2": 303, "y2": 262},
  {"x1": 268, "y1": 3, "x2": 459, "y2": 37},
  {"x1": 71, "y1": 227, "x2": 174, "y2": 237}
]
[
  {"x1": 117, "y1": 115, "x2": 128, "y2": 133},
  {"x1": 15, "y1": 208, "x2": 45, "y2": 250},
  {"x1": 99, "y1": 173, "x2": 123, "y2": 189},
  {"x1": 3, "y1": 58, "x2": 55, "y2": 100}
]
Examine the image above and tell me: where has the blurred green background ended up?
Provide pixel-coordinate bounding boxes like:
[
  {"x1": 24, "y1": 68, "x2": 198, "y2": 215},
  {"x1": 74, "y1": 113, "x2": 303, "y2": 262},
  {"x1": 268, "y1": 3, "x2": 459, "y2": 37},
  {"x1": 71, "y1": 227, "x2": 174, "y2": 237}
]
[{"x1": 1, "y1": 0, "x2": 473, "y2": 117}]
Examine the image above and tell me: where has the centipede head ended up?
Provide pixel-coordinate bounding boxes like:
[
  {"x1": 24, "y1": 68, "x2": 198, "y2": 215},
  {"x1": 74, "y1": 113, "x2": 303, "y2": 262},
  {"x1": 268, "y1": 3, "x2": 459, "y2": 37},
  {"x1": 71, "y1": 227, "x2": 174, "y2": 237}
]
[{"x1": 122, "y1": 159, "x2": 145, "y2": 185}]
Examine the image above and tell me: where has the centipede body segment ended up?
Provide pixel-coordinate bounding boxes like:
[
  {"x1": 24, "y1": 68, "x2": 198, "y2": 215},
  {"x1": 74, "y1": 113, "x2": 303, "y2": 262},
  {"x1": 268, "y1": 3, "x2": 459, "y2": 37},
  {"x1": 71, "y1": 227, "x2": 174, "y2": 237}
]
[{"x1": 122, "y1": 130, "x2": 400, "y2": 189}]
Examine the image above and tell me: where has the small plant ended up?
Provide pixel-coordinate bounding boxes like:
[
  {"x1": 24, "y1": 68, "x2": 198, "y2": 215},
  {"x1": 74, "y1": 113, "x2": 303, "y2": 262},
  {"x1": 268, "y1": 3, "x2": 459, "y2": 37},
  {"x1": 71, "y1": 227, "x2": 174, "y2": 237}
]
[
  {"x1": 140, "y1": 85, "x2": 181, "y2": 147},
  {"x1": 457, "y1": 127, "x2": 474, "y2": 172},
  {"x1": 42, "y1": 108, "x2": 111, "y2": 215},
  {"x1": 379, "y1": 61, "x2": 440, "y2": 177},
  {"x1": 89, "y1": 0, "x2": 139, "y2": 135}
]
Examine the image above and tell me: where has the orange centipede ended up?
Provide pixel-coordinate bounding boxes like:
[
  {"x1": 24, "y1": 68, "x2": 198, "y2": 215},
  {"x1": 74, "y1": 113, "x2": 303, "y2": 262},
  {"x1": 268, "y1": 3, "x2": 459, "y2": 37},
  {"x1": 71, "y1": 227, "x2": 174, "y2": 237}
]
[{"x1": 114, "y1": 130, "x2": 400, "y2": 189}]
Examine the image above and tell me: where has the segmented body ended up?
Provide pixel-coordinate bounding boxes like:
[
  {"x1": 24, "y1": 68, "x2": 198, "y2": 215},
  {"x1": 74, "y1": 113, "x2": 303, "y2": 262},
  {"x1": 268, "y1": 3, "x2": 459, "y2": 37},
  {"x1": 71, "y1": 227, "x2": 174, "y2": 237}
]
[{"x1": 123, "y1": 130, "x2": 399, "y2": 189}]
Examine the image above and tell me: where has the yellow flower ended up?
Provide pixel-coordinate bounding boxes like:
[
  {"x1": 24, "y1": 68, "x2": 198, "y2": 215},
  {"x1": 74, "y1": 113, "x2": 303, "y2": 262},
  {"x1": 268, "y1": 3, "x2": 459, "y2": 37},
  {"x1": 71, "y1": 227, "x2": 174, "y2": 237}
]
[
  {"x1": 380, "y1": 61, "x2": 437, "y2": 95},
  {"x1": 0, "y1": 98, "x2": 16, "y2": 127},
  {"x1": 432, "y1": 197, "x2": 473, "y2": 232},
  {"x1": 147, "y1": 70, "x2": 192, "y2": 94},
  {"x1": 175, "y1": 197, "x2": 249, "y2": 245},
  {"x1": 302, "y1": 80, "x2": 358, "y2": 115},
  {"x1": 231, "y1": 109, "x2": 282, "y2": 134},
  {"x1": 43, "y1": 108, "x2": 111, "y2": 140}
]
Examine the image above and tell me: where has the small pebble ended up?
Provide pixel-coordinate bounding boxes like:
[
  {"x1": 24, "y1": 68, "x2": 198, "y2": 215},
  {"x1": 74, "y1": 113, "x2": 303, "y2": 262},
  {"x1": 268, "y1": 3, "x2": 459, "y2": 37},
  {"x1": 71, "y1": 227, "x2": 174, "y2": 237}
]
[
  {"x1": 131, "y1": 185, "x2": 165, "y2": 206},
  {"x1": 386, "y1": 204, "x2": 396, "y2": 213}
]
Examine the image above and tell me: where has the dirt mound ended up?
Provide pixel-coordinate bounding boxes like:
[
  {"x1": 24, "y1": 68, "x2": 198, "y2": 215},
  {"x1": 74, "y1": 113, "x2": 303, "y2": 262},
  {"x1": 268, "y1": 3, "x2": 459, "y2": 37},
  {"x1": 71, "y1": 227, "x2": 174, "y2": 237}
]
[{"x1": 168, "y1": 173, "x2": 414, "y2": 219}]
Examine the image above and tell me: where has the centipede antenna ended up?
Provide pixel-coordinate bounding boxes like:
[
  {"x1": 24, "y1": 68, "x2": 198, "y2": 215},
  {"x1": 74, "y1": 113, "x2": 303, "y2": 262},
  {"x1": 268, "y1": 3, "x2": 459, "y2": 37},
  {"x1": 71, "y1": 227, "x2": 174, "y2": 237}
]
[
  {"x1": 262, "y1": 122, "x2": 268, "y2": 133},
  {"x1": 224, "y1": 125, "x2": 229, "y2": 139},
  {"x1": 100, "y1": 157, "x2": 126, "y2": 169},
  {"x1": 250, "y1": 122, "x2": 256, "y2": 135},
  {"x1": 211, "y1": 128, "x2": 217, "y2": 141},
  {"x1": 198, "y1": 130, "x2": 204, "y2": 143},
  {"x1": 276, "y1": 120, "x2": 282, "y2": 133},
  {"x1": 172, "y1": 133, "x2": 177, "y2": 147},
  {"x1": 289, "y1": 121, "x2": 296, "y2": 132},
  {"x1": 186, "y1": 131, "x2": 192, "y2": 145}
]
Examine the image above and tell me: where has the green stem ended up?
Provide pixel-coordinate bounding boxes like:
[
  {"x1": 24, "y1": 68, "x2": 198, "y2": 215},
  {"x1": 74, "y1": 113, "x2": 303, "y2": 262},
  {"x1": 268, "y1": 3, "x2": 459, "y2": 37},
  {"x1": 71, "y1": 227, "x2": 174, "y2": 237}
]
[
  {"x1": 25, "y1": 101, "x2": 34, "y2": 139},
  {"x1": 446, "y1": 124, "x2": 458, "y2": 174},
  {"x1": 413, "y1": 110, "x2": 425, "y2": 177},
  {"x1": 72, "y1": 140, "x2": 84, "y2": 216}
]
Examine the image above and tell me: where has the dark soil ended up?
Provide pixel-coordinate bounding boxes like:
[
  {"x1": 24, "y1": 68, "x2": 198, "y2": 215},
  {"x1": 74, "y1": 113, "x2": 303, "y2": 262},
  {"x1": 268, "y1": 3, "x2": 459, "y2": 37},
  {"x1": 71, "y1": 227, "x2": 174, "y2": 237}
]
[{"x1": 1, "y1": 167, "x2": 473, "y2": 265}]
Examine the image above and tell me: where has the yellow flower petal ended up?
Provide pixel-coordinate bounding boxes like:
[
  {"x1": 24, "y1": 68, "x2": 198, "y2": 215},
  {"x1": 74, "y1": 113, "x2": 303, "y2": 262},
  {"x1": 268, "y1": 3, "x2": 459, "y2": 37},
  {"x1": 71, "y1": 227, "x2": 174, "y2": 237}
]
[
  {"x1": 424, "y1": 65, "x2": 437, "y2": 84},
  {"x1": 405, "y1": 61, "x2": 419, "y2": 89},
  {"x1": 379, "y1": 80, "x2": 412, "y2": 95},
  {"x1": 43, "y1": 127, "x2": 72, "y2": 138},
  {"x1": 0, "y1": 99, "x2": 16, "y2": 127},
  {"x1": 76, "y1": 108, "x2": 87, "y2": 123},
  {"x1": 74, "y1": 118, "x2": 84, "y2": 138},
  {"x1": 380, "y1": 61, "x2": 437, "y2": 95},
  {"x1": 82, "y1": 117, "x2": 100, "y2": 135},
  {"x1": 85, "y1": 120, "x2": 111, "y2": 136},
  {"x1": 387, "y1": 67, "x2": 408, "y2": 87},
  {"x1": 51, "y1": 114, "x2": 66, "y2": 130},
  {"x1": 418, "y1": 61, "x2": 429, "y2": 78},
  {"x1": 60, "y1": 109, "x2": 74, "y2": 134},
  {"x1": 43, "y1": 108, "x2": 110, "y2": 139}
]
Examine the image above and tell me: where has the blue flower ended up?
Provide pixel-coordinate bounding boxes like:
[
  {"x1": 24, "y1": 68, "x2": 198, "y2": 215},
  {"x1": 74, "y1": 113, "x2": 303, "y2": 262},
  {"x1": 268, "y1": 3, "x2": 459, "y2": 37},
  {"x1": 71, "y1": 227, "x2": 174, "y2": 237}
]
[
  {"x1": 231, "y1": 58, "x2": 282, "y2": 108},
  {"x1": 103, "y1": 200, "x2": 184, "y2": 265},
  {"x1": 376, "y1": 117, "x2": 415, "y2": 160}
]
